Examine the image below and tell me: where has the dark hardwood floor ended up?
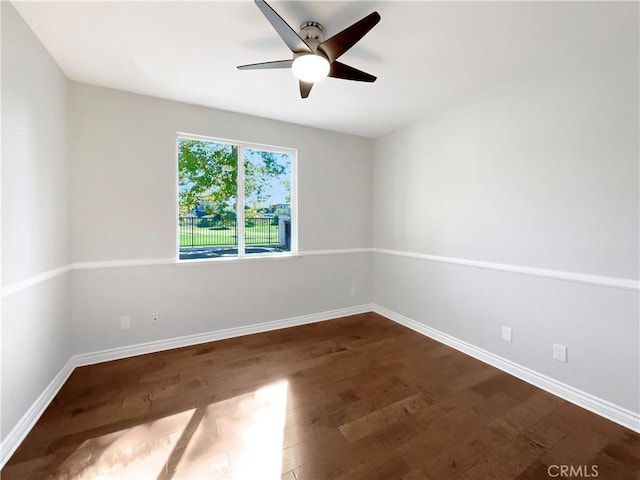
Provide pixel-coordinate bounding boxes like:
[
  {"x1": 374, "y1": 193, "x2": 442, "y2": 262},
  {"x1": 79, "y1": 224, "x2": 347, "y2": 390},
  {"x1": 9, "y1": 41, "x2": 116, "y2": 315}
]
[{"x1": 2, "y1": 313, "x2": 639, "y2": 479}]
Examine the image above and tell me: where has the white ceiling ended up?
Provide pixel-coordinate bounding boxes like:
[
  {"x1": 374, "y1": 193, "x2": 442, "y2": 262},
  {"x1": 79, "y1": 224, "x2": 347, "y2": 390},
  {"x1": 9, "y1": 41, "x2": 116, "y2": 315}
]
[{"x1": 12, "y1": 1, "x2": 637, "y2": 138}]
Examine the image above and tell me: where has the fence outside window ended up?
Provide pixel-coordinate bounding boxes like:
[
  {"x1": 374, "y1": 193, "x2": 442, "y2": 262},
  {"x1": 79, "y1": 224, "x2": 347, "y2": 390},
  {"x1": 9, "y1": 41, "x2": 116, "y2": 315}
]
[{"x1": 179, "y1": 217, "x2": 282, "y2": 248}]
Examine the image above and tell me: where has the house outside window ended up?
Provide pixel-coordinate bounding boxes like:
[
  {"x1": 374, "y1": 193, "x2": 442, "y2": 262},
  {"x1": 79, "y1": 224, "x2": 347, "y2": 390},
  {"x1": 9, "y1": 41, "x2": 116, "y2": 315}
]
[{"x1": 177, "y1": 134, "x2": 297, "y2": 260}]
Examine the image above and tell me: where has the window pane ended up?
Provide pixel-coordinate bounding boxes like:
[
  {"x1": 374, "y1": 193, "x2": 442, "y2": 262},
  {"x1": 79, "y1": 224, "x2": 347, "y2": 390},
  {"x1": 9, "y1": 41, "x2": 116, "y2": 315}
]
[
  {"x1": 178, "y1": 138, "x2": 238, "y2": 259},
  {"x1": 243, "y1": 149, "x2": 292, "y2": 254}
]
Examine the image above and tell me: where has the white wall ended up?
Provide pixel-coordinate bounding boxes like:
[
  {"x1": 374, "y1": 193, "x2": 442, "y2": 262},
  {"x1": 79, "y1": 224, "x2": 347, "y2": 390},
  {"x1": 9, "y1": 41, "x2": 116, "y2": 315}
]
[
  {"x1": 1, "y1": 2, "x2": 72, "y2": 440},
  {"x1": 372, "y1": 2, "x2": 639, "y2": 412},
  {"x1": 69, "y1": 83, "x2": 373, "y2": 354}
]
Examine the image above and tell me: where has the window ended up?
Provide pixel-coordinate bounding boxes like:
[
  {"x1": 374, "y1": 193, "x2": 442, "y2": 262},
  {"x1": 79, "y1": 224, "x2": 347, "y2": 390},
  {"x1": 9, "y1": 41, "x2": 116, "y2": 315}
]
[{"x1": 177, "y1": 134, "x2": 296, "y2": 261}]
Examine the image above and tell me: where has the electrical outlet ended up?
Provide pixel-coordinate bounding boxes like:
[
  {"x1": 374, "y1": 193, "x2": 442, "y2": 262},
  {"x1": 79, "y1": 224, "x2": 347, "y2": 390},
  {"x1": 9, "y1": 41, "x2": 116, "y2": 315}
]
[
  {"x1": 350, "y1": 286, "x2": 357, "y2": 296},
  {"x1": 501, "y1": 326, "x2": 512, "y2": 342},
  {"x1": 120, "y1": 316, "x2": 131, "y2": 330},
  {"x1": 553, "y1": 343, "x2": 567, "y2": 362},
  {"x1": 152, "y1": 313, "x2": 160, "y2": 325}
]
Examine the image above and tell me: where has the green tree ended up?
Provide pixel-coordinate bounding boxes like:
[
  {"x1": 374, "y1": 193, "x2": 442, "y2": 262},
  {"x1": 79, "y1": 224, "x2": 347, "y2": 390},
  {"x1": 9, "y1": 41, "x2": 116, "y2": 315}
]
[
  {"x1": 244, "y1": 150, "x2": 287, "y2": 212},
  {"x1": 178, "y1": 140, "x2": 237, "y2": 215},
  {"x1": 178, "y1": 140, "x2": 287, "y2": 215}
]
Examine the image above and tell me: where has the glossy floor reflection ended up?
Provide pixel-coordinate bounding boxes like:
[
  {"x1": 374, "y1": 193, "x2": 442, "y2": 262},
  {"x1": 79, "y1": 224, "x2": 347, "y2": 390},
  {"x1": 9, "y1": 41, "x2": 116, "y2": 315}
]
[{"x1": 55, "y1": 381, "x2": 288, "y2": 480}]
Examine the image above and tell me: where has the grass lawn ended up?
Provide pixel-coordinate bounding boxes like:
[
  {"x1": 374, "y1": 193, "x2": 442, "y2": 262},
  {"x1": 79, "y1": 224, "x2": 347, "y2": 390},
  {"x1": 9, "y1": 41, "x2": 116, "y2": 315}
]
[{"x1": 179, "y1": 223, "x2": 280, "y2": 247}]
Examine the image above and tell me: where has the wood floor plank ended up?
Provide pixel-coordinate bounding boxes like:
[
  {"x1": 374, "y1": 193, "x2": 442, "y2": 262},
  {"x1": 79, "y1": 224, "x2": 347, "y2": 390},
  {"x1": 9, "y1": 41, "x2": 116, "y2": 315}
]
[
  {"x1": 2, "y1": 312, "x2": 638, "y2": 479},
  {"x1": 338, "y1": 392, "x2": 431, "y2": 441}
]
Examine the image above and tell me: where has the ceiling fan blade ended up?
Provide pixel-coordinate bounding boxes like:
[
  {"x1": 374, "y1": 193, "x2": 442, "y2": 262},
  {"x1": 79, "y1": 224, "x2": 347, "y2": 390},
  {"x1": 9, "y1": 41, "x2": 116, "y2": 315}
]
[
  {"x1": 237, "y1": 59, "x2": 293, "y2": 70},
  {"x1": 254, "y1": 0, "x2": 313, "y2": 54},
  {"x1": 328, "y1": 61, "x2": 376, "y2": 82},
  {"x1": 299, "y1": 80, "x2": 313, "y2": 98},
  {"x1": 317, "y1": 12, "x2": 380, "y2": 63}
]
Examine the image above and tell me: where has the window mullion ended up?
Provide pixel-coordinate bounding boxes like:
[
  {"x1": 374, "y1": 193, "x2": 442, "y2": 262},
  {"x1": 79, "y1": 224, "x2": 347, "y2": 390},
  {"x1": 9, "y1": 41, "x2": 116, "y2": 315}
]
[{"x1": 237, "y1": 144, "x2": 246, "y2": 257}]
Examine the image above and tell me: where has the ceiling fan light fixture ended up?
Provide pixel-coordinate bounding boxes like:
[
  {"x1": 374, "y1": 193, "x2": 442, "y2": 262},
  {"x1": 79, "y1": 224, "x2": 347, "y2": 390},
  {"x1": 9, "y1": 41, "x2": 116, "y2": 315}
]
[
  {"x1": 237, "y1": 1, "x2": 380, "y2": 97},
  {"x1": 291, "y1": 54, "x2": 330, "y2": 83}
]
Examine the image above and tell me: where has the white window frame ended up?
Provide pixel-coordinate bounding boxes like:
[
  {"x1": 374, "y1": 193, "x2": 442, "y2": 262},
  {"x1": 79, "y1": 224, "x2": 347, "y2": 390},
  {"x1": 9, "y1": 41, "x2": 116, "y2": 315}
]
[{"x1": 175, "y1": 132, "x2": 298, "y2": 263}]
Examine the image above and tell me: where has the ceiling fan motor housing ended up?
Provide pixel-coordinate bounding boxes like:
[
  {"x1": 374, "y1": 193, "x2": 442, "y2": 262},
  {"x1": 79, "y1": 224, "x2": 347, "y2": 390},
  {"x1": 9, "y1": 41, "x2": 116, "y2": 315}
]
[{"x1": 297, "y1": 22, "x2": 325, "y2": 57}]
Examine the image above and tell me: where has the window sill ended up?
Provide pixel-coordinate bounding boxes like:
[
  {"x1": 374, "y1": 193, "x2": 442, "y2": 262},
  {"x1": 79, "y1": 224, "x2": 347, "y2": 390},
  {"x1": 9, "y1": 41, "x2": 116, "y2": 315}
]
[{"x1": 174, "y1": 252, "x2": 301, "y2": 266}]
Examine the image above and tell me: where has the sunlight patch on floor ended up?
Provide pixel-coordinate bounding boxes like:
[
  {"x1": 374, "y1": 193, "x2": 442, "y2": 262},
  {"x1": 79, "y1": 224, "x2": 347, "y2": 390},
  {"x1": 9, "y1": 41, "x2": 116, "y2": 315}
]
[
  {"x1": 58, "y1": 409, "x2": 195, "y2": 480},
  {"x1": 56, "y1": 380, "x2": 289, "y2": 480},
  {"x1": 225, "y1": 381, "x2": 290, "y2": 480}
]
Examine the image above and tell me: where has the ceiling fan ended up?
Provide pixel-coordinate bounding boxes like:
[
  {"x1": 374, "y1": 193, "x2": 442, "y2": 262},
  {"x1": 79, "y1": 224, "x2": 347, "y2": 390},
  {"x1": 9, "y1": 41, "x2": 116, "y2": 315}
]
[{"x1": 237, "y1": 0, "x2": 381, "y2": 98}]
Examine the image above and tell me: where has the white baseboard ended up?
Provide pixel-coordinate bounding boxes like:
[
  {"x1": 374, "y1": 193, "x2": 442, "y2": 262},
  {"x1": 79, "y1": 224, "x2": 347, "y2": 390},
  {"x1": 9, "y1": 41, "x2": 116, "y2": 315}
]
[
  {"x1": 73, "y1": 304, "x2": 373, "y2": 367},
  {"x1": 372, "y1": 304, "x2": 640, "y2": 433},
  {"x1": 0, "y1": 303, "x2": 372, "y2": 468},
  {"x1": 0, "y1": 358, "x2": 76, "y2": 467}
]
